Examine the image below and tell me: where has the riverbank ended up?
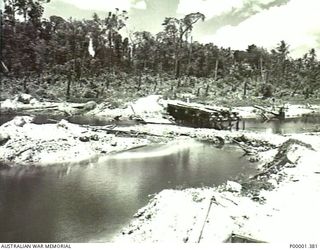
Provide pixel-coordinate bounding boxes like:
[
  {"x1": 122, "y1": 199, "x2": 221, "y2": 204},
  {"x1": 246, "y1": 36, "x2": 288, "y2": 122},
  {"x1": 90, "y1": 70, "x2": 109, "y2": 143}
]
[
  {"x1": 0, "y1": 94, "x2": 169, "y2": 166},
  {"x1": 115, "y1": 133, "x2": 320, "y2": 243},
  {"x1": 2, "y1": 93, "x2": 320, "y2": 122},
  {"x1": 0, "y1": 116, "x2": 150, "y2": 167},
  {"x1": 0, "y1": 94, "x2": 292, "y2": 167},
  {"x1": 1, "y1": 94, "x2": 320, "y2": 243},
  {"x1": 0, "y1": 113, "x2": 278, "y2": 167}
]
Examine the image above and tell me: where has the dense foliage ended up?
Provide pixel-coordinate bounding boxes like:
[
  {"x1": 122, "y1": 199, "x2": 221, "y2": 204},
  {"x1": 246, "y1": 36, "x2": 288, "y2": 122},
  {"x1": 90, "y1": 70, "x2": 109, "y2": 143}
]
[{"x1": 1, "y1": 1, "x2": 320, "y2": 102}]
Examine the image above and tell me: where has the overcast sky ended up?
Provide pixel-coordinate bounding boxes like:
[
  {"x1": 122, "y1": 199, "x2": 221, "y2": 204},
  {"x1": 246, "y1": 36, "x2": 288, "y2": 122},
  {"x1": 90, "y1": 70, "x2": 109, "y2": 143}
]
[{"x1": 40, "y1": 0, "x2": 319, "y2": 57}]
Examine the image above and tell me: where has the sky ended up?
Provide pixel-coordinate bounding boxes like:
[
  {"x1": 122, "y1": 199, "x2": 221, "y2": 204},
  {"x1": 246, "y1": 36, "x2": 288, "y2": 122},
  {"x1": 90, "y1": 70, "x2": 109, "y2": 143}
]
[{"x1": 34, "y1": 0, "x2": 320, "y2": 57}]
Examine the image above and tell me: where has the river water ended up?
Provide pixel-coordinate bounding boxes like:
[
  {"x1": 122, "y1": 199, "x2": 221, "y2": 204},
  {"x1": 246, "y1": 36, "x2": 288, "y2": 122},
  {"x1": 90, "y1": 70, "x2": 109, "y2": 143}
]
[
  {"x1": 241, "y1": 116, "x2": 320, "y2": 134},
  {"x1": 0, "y1": 113, "x2": 319, "y2": 242},
  {"x1": 0, "y1": 141, "x2": 256, "y2": 242},
  {"x1": 1, "y1": 114, "x2": 320, "y2": 134}
]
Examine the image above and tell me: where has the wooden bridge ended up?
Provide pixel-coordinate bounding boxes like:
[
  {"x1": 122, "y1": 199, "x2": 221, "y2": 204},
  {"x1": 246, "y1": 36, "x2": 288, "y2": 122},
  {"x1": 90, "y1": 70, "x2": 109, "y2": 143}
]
[{"x1": 167, "y1": 101, "x2": 241, "y2": 130}]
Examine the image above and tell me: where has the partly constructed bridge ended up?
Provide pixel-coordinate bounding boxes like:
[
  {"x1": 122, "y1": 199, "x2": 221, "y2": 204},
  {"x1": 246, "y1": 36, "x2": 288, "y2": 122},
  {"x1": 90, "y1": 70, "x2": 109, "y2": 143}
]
[{"x1": 167, "y1": 101, "x2": 241, "y2": 130}]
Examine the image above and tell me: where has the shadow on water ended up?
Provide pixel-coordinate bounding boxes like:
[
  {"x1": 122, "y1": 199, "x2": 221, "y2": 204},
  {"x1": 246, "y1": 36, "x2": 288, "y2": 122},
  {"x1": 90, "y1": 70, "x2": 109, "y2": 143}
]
[
  {"x1": 240, "y1": 114, "x2": 320, "y2": 134},
  {"x1": 0, "y1": 141, "x2": 257, "y2": 243}
]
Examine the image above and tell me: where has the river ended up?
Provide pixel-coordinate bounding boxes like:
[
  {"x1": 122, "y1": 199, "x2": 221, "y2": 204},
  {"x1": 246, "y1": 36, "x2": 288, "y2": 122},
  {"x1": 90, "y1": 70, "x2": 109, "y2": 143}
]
[
  {"x1": 0, "y1": 141, "x2": 256, "y2": 242},
  {"x1": 1, "y1": 112, "x2": 319, "y2": 242}
]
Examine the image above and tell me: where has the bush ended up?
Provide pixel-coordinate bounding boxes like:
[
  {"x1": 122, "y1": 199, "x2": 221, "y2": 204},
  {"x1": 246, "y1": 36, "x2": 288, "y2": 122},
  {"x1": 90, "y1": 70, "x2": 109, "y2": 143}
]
[
  {"x1": 261, "y1": 84, "x2": 273, "y2": 98},
  {"x1": 83, "y1": 89, "x2": 96, "y2": 98}
]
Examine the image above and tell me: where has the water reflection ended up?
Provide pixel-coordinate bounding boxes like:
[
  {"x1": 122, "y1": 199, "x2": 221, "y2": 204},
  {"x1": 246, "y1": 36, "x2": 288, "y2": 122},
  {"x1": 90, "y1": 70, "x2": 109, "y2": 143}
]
[
  {"x1": 242, "y1": 115, "x2": 320, "y2": 134},
  {"x1": 0, "y1": 141, "x2": 256, "y2": 242}
]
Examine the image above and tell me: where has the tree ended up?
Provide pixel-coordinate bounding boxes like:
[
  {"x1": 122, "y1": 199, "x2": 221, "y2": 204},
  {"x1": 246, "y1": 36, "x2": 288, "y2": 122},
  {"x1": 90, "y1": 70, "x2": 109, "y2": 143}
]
[
  {"x1": 301, "y1": 48, "x2": 319, "y2": 98},
  {"x1": 102, "y1": 9, "x2": 128, "y2": 71},
  {"x1": 3, "y1": 0, "x2": 49, "y2": 24},
  {"x1": 162, "y1": 12, "x2": 205, "y2": 79},
  {"x1": 245, "y1": 44, "x2": 269, "y2": 82},
  {"x1": 270, "y1": 40, "x2": 290, "y2": 86},
  {"x1": 2, "y1": 0, "x2": 50, "y2": 75}
]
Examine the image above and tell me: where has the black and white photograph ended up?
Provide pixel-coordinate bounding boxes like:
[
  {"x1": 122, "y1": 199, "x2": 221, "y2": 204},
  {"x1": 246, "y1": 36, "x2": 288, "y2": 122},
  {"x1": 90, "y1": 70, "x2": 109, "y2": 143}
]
[{"x1": 0, "y1": 0, "x2": 320, "y2": 247}]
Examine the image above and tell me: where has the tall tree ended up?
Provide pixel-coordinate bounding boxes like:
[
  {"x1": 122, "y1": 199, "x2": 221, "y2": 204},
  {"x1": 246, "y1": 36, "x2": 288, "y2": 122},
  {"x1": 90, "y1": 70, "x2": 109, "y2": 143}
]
[{"x1": 162, "y1": 12, "x2": 205, "y2": 79}]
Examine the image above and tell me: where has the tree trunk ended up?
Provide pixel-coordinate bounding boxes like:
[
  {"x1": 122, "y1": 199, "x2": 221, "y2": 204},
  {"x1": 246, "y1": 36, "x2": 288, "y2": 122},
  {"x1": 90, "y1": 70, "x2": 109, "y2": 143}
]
[
  {"x1": 196, "y1": 87, "x2": 201, "y2": 97},
  {"x1": 174, "y1": 35, "x2": 182, "y2": 81},
  {"x1": 260, "y1": 57, "x2": 264, "y2": 83},
  {"x1": 187, "y1": 36, "x2": 193, "y2": 76},
  {"x1": 214, "y1": 59, "x2": 219, "y2": 81},
  {"x1": 23, "y1": 75, "x2": 29, "y2": 94},
  {"x1": 137, "y1": 72, "x2": 142, "y2": 91},
  {"x1": 66, "y1": 75, "x2": 71, "y2": 100},
  {"x1": 205, "y1": 83, "x2": 210, "y2": 96},
  {"x1": 175, "y1": 57, "x2": 181, "y2": 80},
  {"x1": 243, "y1": 81, "x2": 247, "y2": 98}
]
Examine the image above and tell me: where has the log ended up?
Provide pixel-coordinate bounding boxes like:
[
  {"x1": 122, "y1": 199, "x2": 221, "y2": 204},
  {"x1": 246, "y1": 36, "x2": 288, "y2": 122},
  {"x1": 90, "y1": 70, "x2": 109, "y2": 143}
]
[
  {"x1": 80, "y1": 124, "x2": 174, "y2": 139},
  {"x1": 130, "y1": 105, "x2": 136, "y2": 115},
  {"x1": 1, "y1": 105, "x2": 59, "y2": 111},
  {"x1": 232, "y1": 139, "x2": 256, "y2": 155},
  {"x1": 253, "y1": 105, "x2": 279, "y2": 117},
  {"x1": 198, "y1": 196, "x2": 217, "y2": 243},
  {"x1": 254, "y1": 105, "x2": 286, "y2": 120},
  {"x1": 16, "y1": 147, "x2": 32, "y2": 157},
  {"x1": 104, "y1": 129, "x2": 174, "y2": 139}
]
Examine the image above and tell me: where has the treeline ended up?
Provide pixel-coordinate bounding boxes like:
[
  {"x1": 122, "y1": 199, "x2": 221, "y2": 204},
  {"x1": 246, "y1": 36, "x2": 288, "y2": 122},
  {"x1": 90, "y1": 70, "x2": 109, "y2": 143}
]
[{"x1": 1, "y1": 0, "x2": 320, "y2": 100}]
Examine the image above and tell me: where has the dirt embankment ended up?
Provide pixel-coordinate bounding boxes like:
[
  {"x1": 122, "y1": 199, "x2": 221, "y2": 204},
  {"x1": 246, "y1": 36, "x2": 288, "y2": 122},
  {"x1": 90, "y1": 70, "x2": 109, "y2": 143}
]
[
  {"x1": 0, "y1": 116, "x2": 151, "y2": 167},
  {"x1": 0, "y1": 94, "x2": 170, "y2": 167},
  {"x1": 115, "y1": 136, "x2": 320, "y2": 243}
]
